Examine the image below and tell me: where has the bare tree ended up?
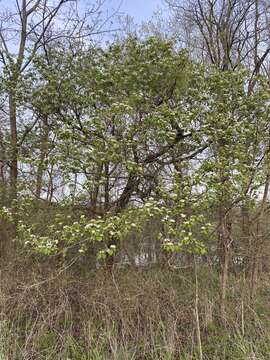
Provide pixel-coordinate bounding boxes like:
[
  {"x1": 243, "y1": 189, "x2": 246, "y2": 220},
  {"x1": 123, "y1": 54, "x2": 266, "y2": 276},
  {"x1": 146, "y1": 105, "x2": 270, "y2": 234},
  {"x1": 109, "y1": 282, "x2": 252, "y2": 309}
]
[{"x1": 166, "y1": 0, "x2": 270, "y2": 75}]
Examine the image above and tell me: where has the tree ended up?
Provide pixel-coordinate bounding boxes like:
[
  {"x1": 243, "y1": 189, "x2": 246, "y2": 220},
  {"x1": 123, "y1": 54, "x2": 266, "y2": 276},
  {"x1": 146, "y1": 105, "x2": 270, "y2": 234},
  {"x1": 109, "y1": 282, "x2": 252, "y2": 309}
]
[
  {"x1": 0, "y1": 0, "x2": 113, "y2": 204},
  {"x1": 166, "y1": 0, "x2": 270, "y2": 75},
  {"x1": 30, "y1": 37, "x2": 207, "y2": 213}
]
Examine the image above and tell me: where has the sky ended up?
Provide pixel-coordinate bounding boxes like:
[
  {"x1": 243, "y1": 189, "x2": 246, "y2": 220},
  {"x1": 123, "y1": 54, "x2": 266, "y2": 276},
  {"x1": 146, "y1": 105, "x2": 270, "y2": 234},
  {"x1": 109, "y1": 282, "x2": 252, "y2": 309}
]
[{"x1": 109, "y1": 0, "x2": 164, "y2": 22}]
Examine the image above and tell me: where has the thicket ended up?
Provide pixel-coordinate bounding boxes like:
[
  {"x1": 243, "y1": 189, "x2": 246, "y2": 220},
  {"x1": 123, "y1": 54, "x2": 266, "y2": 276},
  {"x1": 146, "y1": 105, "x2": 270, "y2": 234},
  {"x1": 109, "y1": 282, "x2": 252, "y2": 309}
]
[{"x1": 1, "y1": 0, "x2": 270, "y2": 359}]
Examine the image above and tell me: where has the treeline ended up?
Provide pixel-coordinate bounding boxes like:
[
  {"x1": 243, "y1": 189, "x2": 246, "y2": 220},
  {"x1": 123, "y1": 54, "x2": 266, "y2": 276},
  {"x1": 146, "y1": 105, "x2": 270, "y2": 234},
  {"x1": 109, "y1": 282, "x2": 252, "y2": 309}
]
[{"x1": 0, "y1": 0, "x2": 270, "y2": 359}]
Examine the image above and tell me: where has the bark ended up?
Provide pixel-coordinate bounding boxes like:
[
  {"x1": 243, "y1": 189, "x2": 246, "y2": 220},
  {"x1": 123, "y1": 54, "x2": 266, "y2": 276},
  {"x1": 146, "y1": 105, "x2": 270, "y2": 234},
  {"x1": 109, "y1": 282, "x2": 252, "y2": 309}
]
[
  {"x1": 35, "y1": 117, "x2": 49, "y2": 199},
  {"x1": 241, "y1": 205, "x2": 252, "y2": 276},
  {"x1": 0, "y1": 131, "x2": 7, "y2": 205},
  {"x1": 250, "y1": 174, "x2": 270, "y2": 299},
  {"x1": 8, "y1": 0, "x2": 27, "y2": 203},
  {"x1": 9, "y1": 92, "x2": 18, "y2": 203},
  {"x1": 104, "y1": 162, "x2": 110, "y2": 211},
  {"x1": 46, "y1": 166, "x2": 54, "y2": 203},
  {"x1": 219, "y1": 208, "x2": 232, "y2": 325},
  {"x1": 91, "y1": 163, "x2": 103, "y2": 214}
]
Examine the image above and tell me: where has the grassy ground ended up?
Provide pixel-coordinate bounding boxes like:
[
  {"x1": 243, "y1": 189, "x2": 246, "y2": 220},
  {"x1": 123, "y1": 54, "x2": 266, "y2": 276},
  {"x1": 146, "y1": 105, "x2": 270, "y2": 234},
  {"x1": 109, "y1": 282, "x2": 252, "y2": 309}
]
[{"x1": 1, "y1": 259, "x2": 270, "y2": 359}]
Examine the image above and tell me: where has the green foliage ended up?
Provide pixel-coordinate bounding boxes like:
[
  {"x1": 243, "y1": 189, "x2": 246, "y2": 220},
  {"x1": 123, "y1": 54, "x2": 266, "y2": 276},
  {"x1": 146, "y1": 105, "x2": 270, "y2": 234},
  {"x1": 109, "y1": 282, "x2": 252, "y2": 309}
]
[
  {"x1": 4, "y1": 36, "x2": 269, "y2": 261},
  {"x1": 0, "y1": 206, "x2": 13, "y2": 223},
  {"x1": 15, "y1": 197, "x2": 209, "y2": 257}
]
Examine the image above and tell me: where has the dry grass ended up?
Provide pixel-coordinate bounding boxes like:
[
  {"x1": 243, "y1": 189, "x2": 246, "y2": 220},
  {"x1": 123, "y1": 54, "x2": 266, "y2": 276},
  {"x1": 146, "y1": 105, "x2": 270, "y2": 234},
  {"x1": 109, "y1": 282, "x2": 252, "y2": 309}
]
[{"x1": 0, "y1": 257, "x2": 270, "y2": 359}]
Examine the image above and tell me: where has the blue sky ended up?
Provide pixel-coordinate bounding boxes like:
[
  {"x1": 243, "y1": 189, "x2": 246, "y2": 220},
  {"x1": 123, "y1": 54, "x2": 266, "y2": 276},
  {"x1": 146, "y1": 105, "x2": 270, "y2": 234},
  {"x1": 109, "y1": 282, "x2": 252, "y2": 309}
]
[{"x1": 110, "y1": 0, "x2": 164, "y2": 22}]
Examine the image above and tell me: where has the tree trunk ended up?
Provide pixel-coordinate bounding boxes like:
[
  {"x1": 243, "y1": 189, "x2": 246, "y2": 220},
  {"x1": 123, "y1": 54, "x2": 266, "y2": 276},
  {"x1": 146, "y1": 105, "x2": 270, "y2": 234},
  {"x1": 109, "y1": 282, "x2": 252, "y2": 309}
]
[
  {"x1": 220, "y1": 239, "x2": 229, "y2": 324},
  {"x1": 219, "y1": 209, "x2": 232, "y2": 325},
  {"x1": 9, "y1": 92, "x2": 18, "y2": 204},
  {"x1": 35, "y1": 118, "x2": 49, "y2": 199},
  {"x1": 250, "y1": 175, "x2": 270, "y2": 299}
]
